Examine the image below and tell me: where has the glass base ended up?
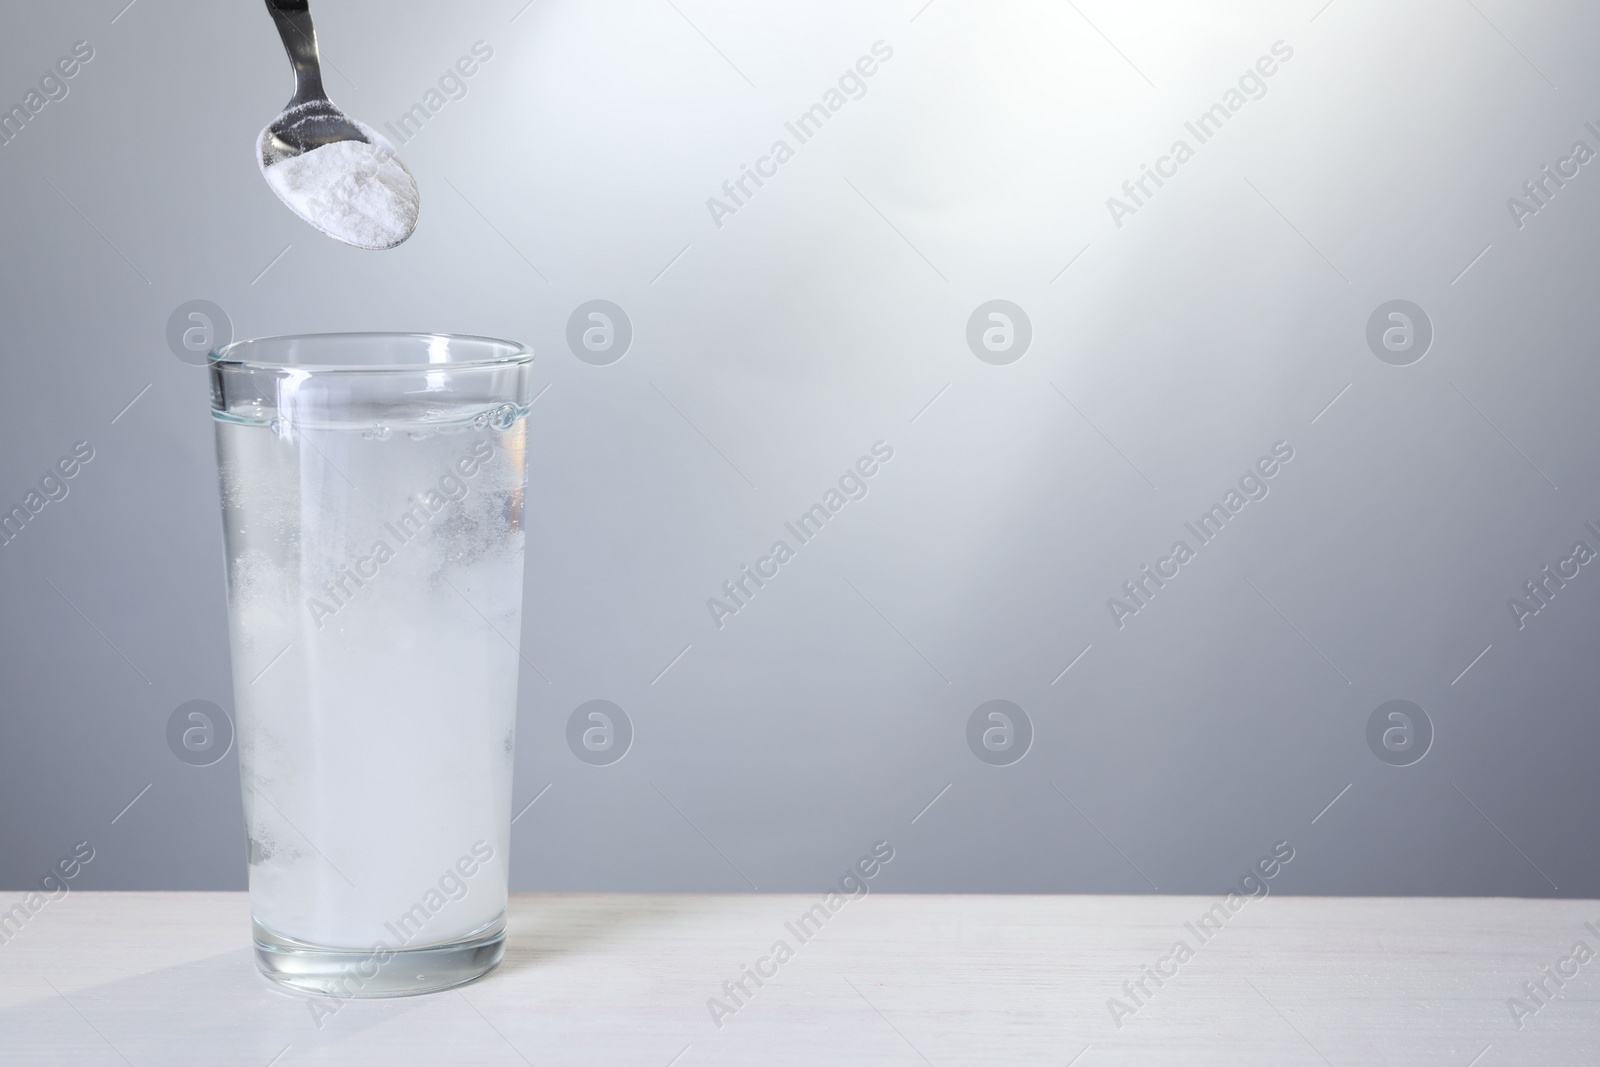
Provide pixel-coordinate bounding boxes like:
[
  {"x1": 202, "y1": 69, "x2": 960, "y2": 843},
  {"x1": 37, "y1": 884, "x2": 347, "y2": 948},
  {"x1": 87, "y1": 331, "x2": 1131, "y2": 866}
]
[{"x1": 253, "y1": 913, "x2": 506, "y2": 998}]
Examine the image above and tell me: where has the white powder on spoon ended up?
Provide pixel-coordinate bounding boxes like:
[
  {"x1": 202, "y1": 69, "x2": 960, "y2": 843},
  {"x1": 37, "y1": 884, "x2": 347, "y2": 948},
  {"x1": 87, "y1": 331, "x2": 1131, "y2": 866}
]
[{"x1": 259, "y1": 121, "x2": 419, "y2": 250}]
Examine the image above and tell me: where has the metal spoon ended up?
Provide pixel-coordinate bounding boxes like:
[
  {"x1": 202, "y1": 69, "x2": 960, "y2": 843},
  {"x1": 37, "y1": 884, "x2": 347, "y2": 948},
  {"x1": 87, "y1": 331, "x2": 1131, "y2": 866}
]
[
  {"x1": 260, "y1": 0, "x2": 367, "y2": 167},
  {"x1": 258, "y1": 0, "x2": 419, "y2": 248}
]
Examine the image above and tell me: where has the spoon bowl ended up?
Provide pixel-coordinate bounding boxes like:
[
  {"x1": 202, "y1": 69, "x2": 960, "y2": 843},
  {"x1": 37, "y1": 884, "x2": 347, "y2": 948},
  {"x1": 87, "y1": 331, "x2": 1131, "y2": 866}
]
[{"x1": 258, "y1": 0, "x2": 418, "y2": 248}]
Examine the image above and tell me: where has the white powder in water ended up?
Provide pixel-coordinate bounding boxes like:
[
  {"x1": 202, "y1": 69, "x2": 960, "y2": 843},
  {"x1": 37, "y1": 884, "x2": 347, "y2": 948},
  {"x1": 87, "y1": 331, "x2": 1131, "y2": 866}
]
[{"x1": 259, "y1": 121, "x2": 419, "y2": 250}]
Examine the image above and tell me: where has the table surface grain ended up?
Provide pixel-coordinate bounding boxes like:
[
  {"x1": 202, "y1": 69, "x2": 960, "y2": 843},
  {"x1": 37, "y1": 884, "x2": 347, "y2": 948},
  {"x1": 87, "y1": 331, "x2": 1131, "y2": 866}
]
[{"x1": 0, "y1": 892, "x2": 1595, "y2": 1065}]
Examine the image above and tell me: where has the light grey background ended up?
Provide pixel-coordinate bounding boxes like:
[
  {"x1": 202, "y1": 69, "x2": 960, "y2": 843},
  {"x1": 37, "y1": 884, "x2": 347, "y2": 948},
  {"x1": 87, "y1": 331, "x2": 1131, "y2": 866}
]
[{"x1": 2, "y1": 0, "x2": 1596, "y2": 897}]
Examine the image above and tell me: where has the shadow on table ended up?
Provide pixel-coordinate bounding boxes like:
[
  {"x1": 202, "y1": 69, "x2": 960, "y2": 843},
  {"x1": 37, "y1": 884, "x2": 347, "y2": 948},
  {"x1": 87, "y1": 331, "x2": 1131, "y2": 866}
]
[
  {"x1": 7, "y1": 947, "x2": 353, "y2": 1065},
  {"x1": 5, "y1": 895, "x2": 711, "y2": 1063}
]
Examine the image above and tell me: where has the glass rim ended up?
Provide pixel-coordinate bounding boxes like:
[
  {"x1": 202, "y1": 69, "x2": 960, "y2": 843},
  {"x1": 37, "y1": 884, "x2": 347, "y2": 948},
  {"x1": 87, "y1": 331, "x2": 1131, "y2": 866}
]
[{"x1": 209, "y1": 332, "x2": 533, "y2": 372}]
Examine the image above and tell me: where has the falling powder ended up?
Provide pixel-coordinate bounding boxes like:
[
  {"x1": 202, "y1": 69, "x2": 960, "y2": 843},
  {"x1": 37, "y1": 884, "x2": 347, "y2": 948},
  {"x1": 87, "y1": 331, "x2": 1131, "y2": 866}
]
[{"x1": 259, "y1": 121, "x2": 419, "y2": 250}]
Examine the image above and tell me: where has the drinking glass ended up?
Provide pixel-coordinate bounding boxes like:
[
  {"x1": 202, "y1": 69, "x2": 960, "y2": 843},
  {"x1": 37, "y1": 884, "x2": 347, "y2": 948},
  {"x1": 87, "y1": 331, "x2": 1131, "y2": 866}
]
[{"x1": 209, "y1": 333, "x2": 533, "y2": 997}]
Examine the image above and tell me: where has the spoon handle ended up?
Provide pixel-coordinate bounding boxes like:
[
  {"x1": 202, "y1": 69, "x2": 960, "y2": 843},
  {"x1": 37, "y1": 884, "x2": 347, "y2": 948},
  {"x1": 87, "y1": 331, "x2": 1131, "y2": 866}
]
[{"x1": 265, "y1": 0, "x2": 327, "y2": 108}]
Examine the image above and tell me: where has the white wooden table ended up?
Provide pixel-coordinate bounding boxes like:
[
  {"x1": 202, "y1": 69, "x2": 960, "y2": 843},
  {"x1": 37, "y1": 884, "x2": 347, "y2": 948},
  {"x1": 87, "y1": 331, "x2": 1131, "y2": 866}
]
[{"x1": 0, "y1": 892, "x2": 1594, "y2": 1065}]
